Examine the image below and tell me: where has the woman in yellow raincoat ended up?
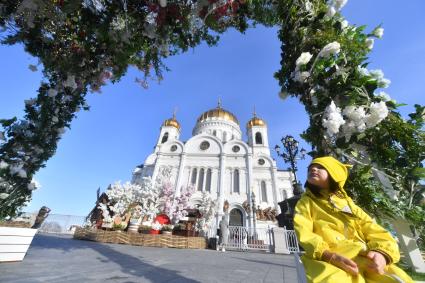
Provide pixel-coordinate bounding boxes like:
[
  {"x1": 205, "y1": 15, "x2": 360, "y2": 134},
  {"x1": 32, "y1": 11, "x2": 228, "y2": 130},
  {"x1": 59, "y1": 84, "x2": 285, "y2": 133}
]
[{"x1": 294, "y1": 156, "x2": 413, "y2": 283}]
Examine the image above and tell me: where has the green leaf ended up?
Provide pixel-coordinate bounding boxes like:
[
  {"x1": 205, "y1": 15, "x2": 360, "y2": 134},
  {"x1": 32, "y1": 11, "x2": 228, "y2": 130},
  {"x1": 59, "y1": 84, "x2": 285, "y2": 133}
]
[{"x1": 411, "y1": 168, "x2": 425, "y2": 180}]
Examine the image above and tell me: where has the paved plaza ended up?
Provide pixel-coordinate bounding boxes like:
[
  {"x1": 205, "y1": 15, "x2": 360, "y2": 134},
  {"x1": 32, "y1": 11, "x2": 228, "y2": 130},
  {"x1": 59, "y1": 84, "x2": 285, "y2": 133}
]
[{"x1": 0, "y1": 233, "x2": 299, "y2": 283}]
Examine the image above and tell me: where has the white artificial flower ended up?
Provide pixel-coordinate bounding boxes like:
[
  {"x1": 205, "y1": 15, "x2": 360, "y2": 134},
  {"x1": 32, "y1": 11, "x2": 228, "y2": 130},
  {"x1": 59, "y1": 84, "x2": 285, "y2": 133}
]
[
  {"x1": 332, "y1": 0, "x2": 348, "y2": 10},
  {"x1": 373, "y1": 27, "x2": 384, "y2": 38},
  {"x1": 27, "y1": 179, "x2": 40, "y2": 191},
  {"x1": 82, "y1": 0, "x2": 105, "y2": 13},
  {"x1": 326, "y1": 6, "x2": 336, "y2": 17},
  {"x1": 111, "y1": 15, "x2": 126, "y2": 31},
  {"x1": 0, "y1": 193, "x2": 9, "y2": 200},
  {"x1": 365, "y1": 38, "x2": 374, "y2": 49},
  {"x1": 305, "y1": 1, "x2": 313, "y2": 12},
  {"x1": 28, "y1": 64, "x2": 37, "y2": 72},
  {"x1": 322, "y1": 101, "x2": 345, "y2": 136},
  {"x1": 342, "y1": 105, "x2": 367, "y2": 140},
  {"x1": 152, "y1": 221, "x2": 162, "y2": 230},
  {"x1": 296, "y1": 52, "x2": 313, "y2": 67},
  {"x1": 319, "y1": 41, "x2": 341, "y2": 58},
  {"x1": 341, "y1": 121, "x2": 356, "y2": 141},
  {"x1": 159, "y1": 0, "x2": 167, "y2": 8},
  {"x1": 63, "y1": 75, "x2": 77, "y2": 90},
  {"x1": 145, "y1": 12, "x2": 158, "y2": 25},
  {"x1": 369, "y1": 69, "x2": 384, "y2": 80},
  {"x1": 343, "y1": 105, "x2": 367, "y2": 123},
  {"x1": 369, "y1": 69, "x2": 391, "y2": 88},
  {"x1": 0, "y1": 160, "x2": 8, "y2": 169},
  {"x1": 378, "y1": 78, "x2": 391, "y2": 88},
  {"x1": 340, "y1": 20, "x2": 348, "y2": 30},
  {"x1": 47, "y1": 88, "x2": 58, "y2": 98},
  {"x1": 376, "y1": 91, "x2": 391, "y2": 102},
  {"x1": 365, "y1": 101, "x2": 389, "y2": 127},
  {"x1": 293, "y1": 71, "x2": 310, "y2": 83},
  {"x1": 357, "y1": 66, "x2": 369, "y2": 76},
  {"x1": 9, "y1": 164, "x2": 27, "y2": 178}
]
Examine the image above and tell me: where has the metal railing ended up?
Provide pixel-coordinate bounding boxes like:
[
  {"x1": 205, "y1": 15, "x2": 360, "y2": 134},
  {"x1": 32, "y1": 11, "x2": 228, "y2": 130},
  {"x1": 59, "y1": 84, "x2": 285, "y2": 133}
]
[
  {"x1": 283, "y1": 228, "x2": 300, "y2": 253},
  {"x1": 38, "y1": 214, "x2": 86, "y2": 235},
  {"x1": 224, "y1": 226, "x2": 273, "y2": 251}
]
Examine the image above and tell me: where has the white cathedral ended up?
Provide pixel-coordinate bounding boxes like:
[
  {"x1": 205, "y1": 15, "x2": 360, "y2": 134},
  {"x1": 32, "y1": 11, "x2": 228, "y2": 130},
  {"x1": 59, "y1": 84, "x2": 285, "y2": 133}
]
[{"x1": 132, "y1": 103, "x2": 295, "y2": 229}]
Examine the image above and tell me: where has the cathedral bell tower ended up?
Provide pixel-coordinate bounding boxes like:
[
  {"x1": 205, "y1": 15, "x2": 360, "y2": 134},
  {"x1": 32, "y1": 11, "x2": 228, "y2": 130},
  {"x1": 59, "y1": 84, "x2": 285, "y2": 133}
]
[
  {"x1": 246, "y1": 111, "x2": 270, "y2": 156},
  {"x1": 155, "y1": 113, "x2": 181, "y2": 152}
]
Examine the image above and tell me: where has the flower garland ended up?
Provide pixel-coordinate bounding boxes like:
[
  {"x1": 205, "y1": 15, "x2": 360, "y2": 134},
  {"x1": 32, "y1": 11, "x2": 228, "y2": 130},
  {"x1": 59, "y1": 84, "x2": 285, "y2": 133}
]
[{"x1": 0, "y1": 2, "x2": 423, "y2": 248}]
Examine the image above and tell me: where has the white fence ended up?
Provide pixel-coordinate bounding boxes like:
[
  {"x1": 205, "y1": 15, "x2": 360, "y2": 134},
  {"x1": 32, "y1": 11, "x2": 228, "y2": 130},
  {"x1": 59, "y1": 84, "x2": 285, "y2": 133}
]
[
  {"x1": 213, "y1": 225, "x2": 300, "y2": 253},
  {"x1": 224, "y1": 226, "x2": 273, "y2": 251}
]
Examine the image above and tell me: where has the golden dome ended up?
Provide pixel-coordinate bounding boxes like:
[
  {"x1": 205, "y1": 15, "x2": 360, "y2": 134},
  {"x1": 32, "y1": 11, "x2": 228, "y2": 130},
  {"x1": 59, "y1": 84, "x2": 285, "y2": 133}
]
[
  {"x1": 162, "y1": 117, "x2": 180, "y2": 130},
  {"x1": 247, "y1": 115, "x2": 267, "y2": 128},
  {"x1": 197, "y1": 107, "x2": 239, "y2": 125}
]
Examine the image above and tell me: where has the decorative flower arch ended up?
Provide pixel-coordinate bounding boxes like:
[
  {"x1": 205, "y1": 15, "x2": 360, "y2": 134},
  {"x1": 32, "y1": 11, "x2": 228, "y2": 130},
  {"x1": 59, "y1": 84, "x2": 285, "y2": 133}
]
[{"x1": 0, "y1": 1, "x2": 423, "y2": 248}]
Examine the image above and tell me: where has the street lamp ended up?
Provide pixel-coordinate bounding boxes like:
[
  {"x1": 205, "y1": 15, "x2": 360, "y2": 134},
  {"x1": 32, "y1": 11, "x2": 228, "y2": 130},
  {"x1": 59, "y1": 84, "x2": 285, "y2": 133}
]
[{"x1": 275, "y1": 135, "x2": 307, "y2": 190}]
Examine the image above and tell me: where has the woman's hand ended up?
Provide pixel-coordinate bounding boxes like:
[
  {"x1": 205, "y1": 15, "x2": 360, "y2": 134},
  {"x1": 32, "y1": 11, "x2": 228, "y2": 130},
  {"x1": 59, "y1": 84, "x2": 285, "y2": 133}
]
[
  {"x1": 366, "y1": 251, "x2": 387, "y2": 275},
  {"x1": 322, "y1": 251, "x2": 359, "y2": 276}
]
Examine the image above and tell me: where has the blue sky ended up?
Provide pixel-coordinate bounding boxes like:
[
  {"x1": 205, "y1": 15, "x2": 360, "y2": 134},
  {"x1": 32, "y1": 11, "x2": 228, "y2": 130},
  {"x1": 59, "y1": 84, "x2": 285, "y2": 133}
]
[{"x1": 1, "y1": 0, "x2": 424, "y2": 216}]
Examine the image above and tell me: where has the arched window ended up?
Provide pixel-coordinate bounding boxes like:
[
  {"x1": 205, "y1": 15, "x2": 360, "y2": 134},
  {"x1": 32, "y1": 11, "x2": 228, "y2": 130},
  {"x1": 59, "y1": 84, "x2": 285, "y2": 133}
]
[
  {"x1": 223, "y1": 132, "x2": 227, "y2": 142},
  {"x1": 233, "y1": 169, "x2": 240, "y2": 193},
  {"x1": 206, "y1": 169, "x2": 212, "y2": 192},
  {"x1": 261, "y1": 181, "x2": 267, "y2": 202},
  {"x1": 213, "y1": 130, "x2": 217, "y2": 136},
  {"x1": 255, "y1": 132, "x2": 263, "y2": 144},
  {"x1": 161, "y1": 132, "x2": 169, "y2": 143},
  {"x1": 191, "y1": 168, "x2": 197, "y2": 185},
  {"x1": 198, "y1": 169, "x2": 204, "y2": 191}
]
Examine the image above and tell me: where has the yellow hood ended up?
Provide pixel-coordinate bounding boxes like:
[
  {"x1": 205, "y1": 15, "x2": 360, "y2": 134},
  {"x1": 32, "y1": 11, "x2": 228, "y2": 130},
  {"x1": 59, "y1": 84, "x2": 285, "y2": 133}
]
[{"x1": 310, "y1": 156, "x2": 352, "y2": 190}]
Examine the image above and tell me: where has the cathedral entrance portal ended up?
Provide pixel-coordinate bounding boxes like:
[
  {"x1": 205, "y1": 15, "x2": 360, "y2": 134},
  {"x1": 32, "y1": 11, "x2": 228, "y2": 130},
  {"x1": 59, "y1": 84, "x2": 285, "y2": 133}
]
[{"x1": 229, "y1": 208, "x2": 243, "y2": 226}]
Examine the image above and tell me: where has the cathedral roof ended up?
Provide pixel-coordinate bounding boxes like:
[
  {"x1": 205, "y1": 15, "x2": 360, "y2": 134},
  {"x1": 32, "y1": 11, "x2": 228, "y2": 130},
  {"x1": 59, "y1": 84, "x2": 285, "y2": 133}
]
[
  {"x1": 162, "y1": 116, "x2": 180, "y2": 130},
  {"x1": 247, "y1": 112, "x2": 267, "y2": 128},
  {"x1": 197, "y1": 104, "x2": 239, "y2": 125}
]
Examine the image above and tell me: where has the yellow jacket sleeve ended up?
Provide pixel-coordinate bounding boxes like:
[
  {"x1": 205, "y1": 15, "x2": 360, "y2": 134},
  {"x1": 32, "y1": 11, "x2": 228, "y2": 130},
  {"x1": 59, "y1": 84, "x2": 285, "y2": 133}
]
[
  {"x1": 349, "y1": 198, "x2": 400, "y2": 263},
  {"x1": 294, "y1": 195, "x2": 329, "y2": 260}
]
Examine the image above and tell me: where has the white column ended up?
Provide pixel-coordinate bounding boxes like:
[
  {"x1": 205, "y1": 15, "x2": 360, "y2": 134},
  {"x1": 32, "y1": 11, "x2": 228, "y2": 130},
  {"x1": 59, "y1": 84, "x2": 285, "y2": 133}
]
[
  {"x1": 246, "y1": 153, "x2": 254, "y2": 229},
  {"x1": 270, "y1": 166, "x2": 280, "y2": 213},
  {"x1": 229, "y1": 169, "x2": 233, "y2": 195},
  {"x1": 202, "y1": 168, "x2": 207, "y2": 192},
  {"x1": 195, "y1": 167, "x2": 200, "y2": 191},
  {"x1": 174, "y1": 153, "x2": 186, "y2": 197},
  {"x1": 217, "y1": 153, "x2": 226, "y2": 226}
]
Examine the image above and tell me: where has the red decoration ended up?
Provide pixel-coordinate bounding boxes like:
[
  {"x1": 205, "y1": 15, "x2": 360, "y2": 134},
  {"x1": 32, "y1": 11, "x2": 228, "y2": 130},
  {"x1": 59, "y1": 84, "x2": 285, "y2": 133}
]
[
  {"x1": 149, "y1": 214, "x2": 171, "y2": 234},
  {"x1": 154, "y1": 214, "x2": 171, "y2": 225}
]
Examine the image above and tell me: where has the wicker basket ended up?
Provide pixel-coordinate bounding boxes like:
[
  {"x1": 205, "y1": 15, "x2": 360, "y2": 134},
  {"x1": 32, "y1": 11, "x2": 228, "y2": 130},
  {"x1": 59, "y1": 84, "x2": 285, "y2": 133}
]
[{"x1": 73, "y1": 227, "x2": 207, "y2": 249}]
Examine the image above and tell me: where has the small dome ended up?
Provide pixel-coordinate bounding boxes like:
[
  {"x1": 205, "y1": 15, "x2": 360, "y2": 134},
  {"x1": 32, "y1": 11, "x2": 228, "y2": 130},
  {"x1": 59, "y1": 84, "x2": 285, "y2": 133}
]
[
  {"x1": 197, "y1": 106, "x2": 239, "y2": 125},
  {"x1": 162, "y1": 117, "x2": 180, "y2": 130},
  {"x1": 247, "y1": 115, "x2": 267, "y2": 128}
]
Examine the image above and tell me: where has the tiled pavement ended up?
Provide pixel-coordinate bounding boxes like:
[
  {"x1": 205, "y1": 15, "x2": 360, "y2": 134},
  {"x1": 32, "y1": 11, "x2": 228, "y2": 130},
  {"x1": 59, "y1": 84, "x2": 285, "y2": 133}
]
[{"x1": 0, "y1": 234, "x2": 298, "y2": 283}]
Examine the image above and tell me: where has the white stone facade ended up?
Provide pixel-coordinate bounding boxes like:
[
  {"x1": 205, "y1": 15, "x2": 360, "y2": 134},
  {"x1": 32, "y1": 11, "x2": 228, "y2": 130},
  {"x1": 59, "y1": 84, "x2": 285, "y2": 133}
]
[{"x1": 132, "y1": 106, "x2": 294, "y2": 229}]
